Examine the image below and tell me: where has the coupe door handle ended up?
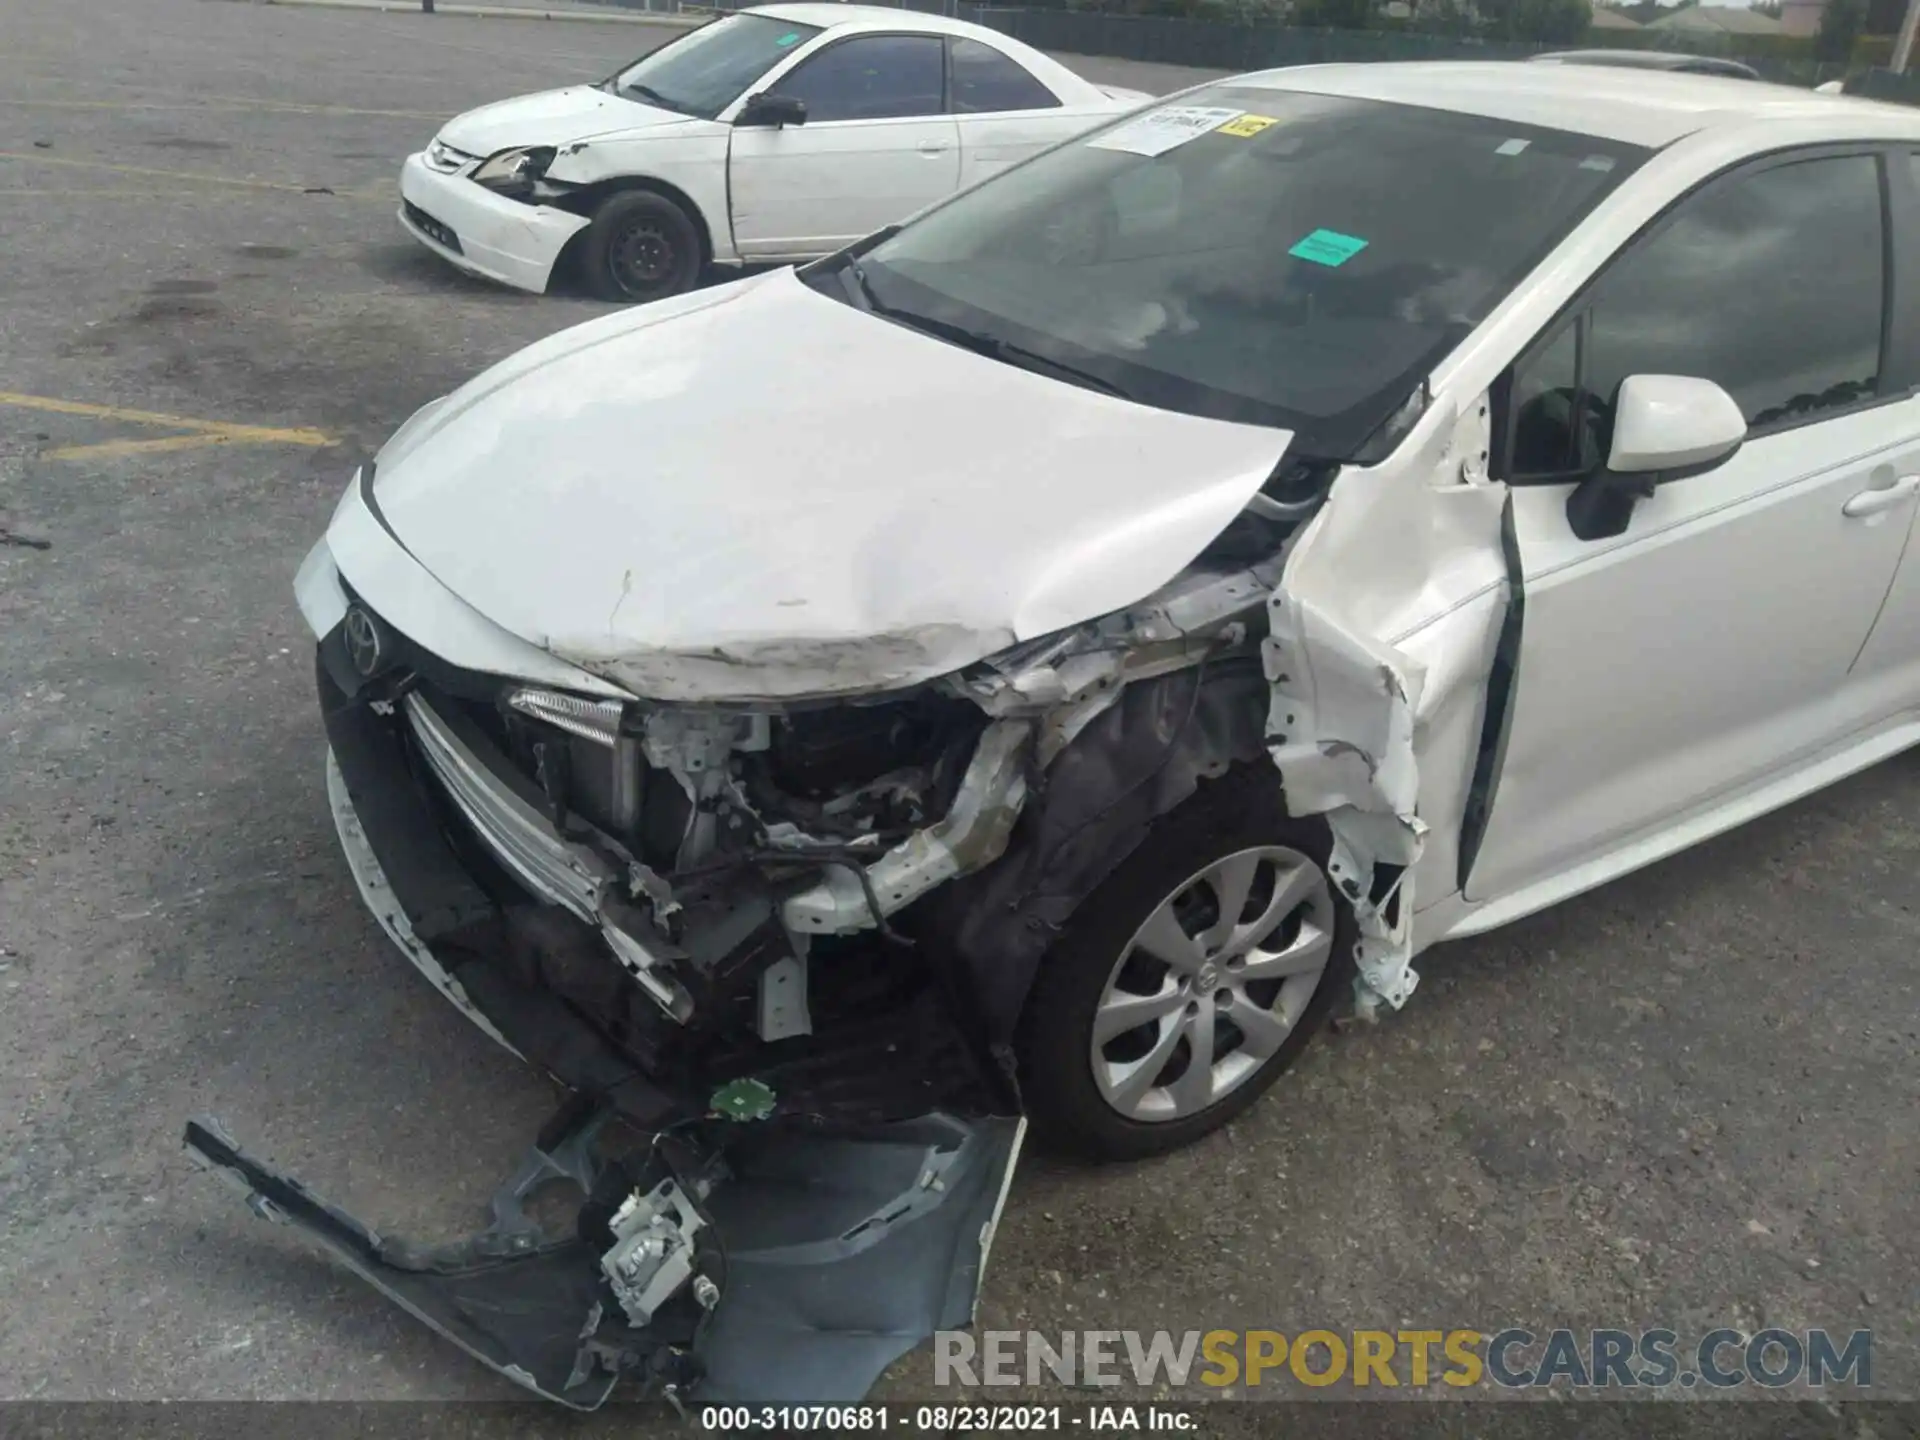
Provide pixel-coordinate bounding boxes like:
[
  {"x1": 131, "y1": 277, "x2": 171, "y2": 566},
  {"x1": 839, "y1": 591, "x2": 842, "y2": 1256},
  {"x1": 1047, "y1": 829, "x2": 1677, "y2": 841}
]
[
  {"x1": 1843, "y1": 473, "x2": 1920, "y2": 518},
  {"x1": 917, "y1": 140, "x2": 949, "y2": 155}
]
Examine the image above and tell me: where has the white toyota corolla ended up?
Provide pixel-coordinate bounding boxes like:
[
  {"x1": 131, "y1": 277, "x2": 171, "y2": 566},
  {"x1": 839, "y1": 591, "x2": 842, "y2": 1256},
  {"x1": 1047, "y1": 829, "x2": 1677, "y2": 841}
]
[
  {"x1": 193, "y1": 62, "x2": 1920, "y2": 1408},
  {"x1": 398, "y1": 3, "x2": 1148, "y2": 299}
]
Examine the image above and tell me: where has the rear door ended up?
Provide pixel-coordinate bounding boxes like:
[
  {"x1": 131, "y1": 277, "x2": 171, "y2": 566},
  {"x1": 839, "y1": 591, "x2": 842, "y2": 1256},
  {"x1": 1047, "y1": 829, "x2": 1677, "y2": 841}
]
[
  {"x1": 1828, "y1": 147, "x2": 1920, "y2": 698},
  {"x1": 946, "y1": 35, "x2": 1080, "y2": 190},
  {"x1": 727, "y1": 33, "x2": 960, "y2": 258}
]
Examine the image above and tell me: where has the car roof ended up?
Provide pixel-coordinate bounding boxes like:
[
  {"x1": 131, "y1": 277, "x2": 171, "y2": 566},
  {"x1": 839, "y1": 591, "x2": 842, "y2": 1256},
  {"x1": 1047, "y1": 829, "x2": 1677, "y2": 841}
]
[
  {"x1": 746, "y1": 2, "x2": 1014, "y2": 40},
  {"x1": 1223, "y1": 60, "x2": 1919, "y2": 147}
]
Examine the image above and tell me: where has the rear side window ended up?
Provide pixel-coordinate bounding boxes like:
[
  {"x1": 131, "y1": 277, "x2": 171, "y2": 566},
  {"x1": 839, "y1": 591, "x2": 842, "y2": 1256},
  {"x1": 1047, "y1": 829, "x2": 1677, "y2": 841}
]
[
  {"x1": 771, "y1": 34, "x2": 945, "y2": 122},
  {"x1": 949, "y1": 37, "x2": 1059, "y2": 113},
  {"x1": 1509, "y1": 153, "x2": 1886, "y2": 477}
]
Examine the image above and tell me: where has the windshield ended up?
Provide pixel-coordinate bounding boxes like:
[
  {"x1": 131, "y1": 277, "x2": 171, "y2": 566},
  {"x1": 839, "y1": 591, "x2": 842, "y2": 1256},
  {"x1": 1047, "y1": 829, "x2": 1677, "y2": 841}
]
[
  {"x1": 608, "y1": 14, "x2": 822, "y2": 119},
  {"x1": 846, "y1": 85, "x2": 1647, "y2": 457}
]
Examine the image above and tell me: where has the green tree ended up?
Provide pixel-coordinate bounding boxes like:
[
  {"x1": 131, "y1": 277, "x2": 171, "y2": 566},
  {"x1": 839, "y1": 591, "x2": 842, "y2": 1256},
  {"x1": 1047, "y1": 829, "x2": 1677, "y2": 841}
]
[
  {"x1": 1864, "y1": 0, "x2": 1903, "y2": 32},
  {"x1": 1817, "y1": 0, "x2": 1867, "y2": 60},
  {"x1": 1482, "y1": 0, "x2": 1594, "y2": 39},
  {"x1": 1293, "y1": 0, "x2": 1373, "y2": 27}
]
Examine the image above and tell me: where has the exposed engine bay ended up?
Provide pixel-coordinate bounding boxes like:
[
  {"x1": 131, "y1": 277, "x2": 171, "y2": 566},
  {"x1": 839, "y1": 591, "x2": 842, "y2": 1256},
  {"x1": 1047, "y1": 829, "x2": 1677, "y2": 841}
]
[{"x1": 355, "y1": 508, "x2": 1322, "y2": 1091}]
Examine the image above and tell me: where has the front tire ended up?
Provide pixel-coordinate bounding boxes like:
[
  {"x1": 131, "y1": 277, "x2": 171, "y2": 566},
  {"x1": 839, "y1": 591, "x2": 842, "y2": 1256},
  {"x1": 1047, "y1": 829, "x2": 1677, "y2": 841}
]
[
  {"x1": 1016, "y1": 767, "x2": 1357, "y2": 1161},
  {"x1": 578, "y1": 189, "x2": 703, "y2": 304}
]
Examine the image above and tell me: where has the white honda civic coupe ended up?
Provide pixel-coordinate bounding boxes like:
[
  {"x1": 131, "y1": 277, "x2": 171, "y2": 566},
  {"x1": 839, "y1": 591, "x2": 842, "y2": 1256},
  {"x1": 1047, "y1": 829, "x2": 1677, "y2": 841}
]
[
  {"x1": 397, "y1": 3, "x2": 1149, "y2": 299},
  {"x1": 194, "y1": 63, "x2": 1920, "y2": 1408}
]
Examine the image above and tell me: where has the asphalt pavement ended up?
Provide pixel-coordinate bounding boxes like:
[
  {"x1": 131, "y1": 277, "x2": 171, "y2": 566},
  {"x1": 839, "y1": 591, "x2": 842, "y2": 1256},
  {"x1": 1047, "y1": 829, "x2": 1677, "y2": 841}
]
[{"x1": 0, "y1": 0, "x2": 1914, "y2": 1423}]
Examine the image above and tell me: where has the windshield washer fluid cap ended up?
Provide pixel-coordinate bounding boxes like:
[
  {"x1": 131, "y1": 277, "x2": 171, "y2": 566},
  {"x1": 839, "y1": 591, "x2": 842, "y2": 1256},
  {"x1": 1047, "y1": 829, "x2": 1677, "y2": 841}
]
[{"x1": 369, "y1": 269, "x2": 1294, "y2": 701}]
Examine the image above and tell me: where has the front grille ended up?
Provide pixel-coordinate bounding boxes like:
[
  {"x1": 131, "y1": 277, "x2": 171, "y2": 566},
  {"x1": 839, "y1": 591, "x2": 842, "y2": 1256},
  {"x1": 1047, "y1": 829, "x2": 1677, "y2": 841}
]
[
  {"x1": 405, "y1": 691, "x2": 613, "y2": 919},
  {"x1": 403, "y1": 200, "x2": 462, "y2": 255}
]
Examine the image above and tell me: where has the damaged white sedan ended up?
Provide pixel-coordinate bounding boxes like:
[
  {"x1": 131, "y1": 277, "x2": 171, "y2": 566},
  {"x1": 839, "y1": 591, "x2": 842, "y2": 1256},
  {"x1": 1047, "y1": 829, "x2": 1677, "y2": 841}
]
[
  {"x1": 398, "y1": 3, "x2": 1147, "y2": 299},
  {"x1": 190, "y1": 64, "x2": 1920, "y2": 1407}
]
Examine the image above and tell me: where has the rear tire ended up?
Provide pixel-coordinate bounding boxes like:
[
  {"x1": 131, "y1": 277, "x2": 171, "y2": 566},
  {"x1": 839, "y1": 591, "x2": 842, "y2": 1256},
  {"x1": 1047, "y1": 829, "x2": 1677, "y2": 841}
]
[
  {"x1": 1016, "y1": 766, "x2": 1357, "y2": 1162},
  {"x1": 578, "y1": 189, "x2": 703, "y2": 304}
]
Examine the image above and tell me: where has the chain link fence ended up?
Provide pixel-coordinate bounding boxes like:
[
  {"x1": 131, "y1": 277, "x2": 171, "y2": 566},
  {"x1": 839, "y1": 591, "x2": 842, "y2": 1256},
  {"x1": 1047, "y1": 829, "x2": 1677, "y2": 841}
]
[{"x1": 575, "y1": 0, "x2": 1916, "y2": 99}]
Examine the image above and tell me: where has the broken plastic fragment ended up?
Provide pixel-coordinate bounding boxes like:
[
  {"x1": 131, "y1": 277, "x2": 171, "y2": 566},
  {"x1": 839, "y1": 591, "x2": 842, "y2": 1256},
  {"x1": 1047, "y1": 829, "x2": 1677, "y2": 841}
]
[{"x1": 710, "y1": 1078, "x2": 776, "y2": 1122}]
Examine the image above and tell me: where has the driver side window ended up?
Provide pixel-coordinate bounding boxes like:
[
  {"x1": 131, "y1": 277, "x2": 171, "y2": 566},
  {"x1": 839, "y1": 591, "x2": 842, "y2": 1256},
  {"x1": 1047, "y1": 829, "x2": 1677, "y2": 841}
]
[
  {"x1": 769, "y1": 35, "x2": 945, "y2": 123},
  {"x1": 1506, "y1": 152, "x2": 1887, "y2": 481}
]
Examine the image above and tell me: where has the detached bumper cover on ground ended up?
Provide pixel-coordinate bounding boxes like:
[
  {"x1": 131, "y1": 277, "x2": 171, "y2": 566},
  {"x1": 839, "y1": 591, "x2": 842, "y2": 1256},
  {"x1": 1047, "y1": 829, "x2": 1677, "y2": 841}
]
[{"x1": 184, "y1": 1107, "x2": 1022, "y2": 1407}]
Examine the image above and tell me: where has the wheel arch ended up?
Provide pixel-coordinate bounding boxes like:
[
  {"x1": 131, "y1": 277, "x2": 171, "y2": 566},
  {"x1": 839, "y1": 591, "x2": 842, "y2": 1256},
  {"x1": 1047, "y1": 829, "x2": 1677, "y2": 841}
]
[
  {"x1": 552, "y1": 174, "x2": 719, "y2": 287},
  {"x1": 914, "y1": 657, "x2": 1301, "y2": 1043}
]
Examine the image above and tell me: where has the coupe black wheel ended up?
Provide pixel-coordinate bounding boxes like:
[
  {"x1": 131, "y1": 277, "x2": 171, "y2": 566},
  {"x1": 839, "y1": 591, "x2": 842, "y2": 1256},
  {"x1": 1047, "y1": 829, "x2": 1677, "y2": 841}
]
[
  {"x1": 579, "y1": 190, "x2": 702, "y2": 304},
  {"x1": 1015, "y1": 765, "x2": 1359, "y2": 1161}
]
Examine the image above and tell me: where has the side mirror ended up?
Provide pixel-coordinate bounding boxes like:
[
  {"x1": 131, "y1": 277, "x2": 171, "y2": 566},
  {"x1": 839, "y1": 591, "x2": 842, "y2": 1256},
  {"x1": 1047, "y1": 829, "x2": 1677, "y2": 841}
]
[
  {"x1": 737, "y1": 92, "x2": 807, "y2": 128},
  {"x1": 1567, "y1": 374, "x2": 1746, "y2": 541}
]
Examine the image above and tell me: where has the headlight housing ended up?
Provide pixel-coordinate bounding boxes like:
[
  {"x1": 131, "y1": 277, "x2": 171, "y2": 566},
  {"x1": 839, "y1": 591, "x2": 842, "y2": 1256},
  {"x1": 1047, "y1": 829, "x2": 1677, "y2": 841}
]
[{"x1": 471, "y1": 146, "x2": 556, "y2": 199}]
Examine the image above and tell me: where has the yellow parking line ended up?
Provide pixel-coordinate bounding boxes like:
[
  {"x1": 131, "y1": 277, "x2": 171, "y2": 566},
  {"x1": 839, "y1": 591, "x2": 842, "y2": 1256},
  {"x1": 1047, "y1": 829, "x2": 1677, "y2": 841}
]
[
  {"x1": 0, "y1": 189, "x2": 179, "y2": 197},
  {"x1": 44, "y1": 435, "x2": 248, "y2": 461},
  {"x1": 0, "y1": 185, "x2": 391, "y2": 201},
  {"x1": 0, "y1": 150, "x2": 337, "y2": 195},
  {"x1": 0, "y1": 96, "x2": 442, "y2": 119},
  {"x1": 2, "y1": 391, "x2": 335, "y2": 459}
]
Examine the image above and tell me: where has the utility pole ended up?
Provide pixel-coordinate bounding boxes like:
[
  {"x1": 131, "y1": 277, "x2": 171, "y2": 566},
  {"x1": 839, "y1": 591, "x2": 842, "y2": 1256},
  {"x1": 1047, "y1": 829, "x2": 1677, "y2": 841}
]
[{"x1": 1895, "y1": 0, "x2": 1920, "y2": 73}]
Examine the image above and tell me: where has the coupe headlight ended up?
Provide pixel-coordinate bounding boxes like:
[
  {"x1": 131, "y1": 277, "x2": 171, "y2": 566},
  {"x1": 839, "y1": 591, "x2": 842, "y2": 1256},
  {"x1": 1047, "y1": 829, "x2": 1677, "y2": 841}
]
[{"x1": 472, "y1": 146, "x2": 556, "y2": 195}]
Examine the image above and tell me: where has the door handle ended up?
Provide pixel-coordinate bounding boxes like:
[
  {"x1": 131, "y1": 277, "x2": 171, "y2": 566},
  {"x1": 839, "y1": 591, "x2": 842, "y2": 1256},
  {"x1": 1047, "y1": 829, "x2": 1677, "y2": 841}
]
[
  {"x1": 917, "y1": 140, "x2": 949, "y2": 155},
  {"x1": 1842, "y1": 473, "x2": 1920, "y2": 518}
]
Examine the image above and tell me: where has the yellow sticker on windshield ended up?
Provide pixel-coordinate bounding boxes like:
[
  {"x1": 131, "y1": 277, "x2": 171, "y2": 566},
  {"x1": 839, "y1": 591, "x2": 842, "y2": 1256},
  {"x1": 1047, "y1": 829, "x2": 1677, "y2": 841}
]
[{"x1": 1217, "y1": 113, "x2": 1278, "y2": 137}]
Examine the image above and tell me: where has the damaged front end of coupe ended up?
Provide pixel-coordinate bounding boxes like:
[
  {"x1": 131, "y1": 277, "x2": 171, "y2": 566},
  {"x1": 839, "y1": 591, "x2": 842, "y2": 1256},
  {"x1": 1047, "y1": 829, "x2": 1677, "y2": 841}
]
[{"x1": 187, "y1": 369, "x2": 1517, "y2": 1407}]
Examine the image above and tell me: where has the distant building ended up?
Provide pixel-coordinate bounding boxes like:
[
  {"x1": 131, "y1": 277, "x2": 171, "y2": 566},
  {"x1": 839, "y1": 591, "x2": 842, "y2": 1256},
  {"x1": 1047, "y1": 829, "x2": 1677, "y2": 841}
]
[
  {"x1": 1646, "y1": 4, "x2": 1787, "y2": 33},
  {"x1": 1776, "y1": 0, "x2": 1825, "y2": 35},
  {"x1": 1589, "y1": 7, "x2": 1647, "y2": 27}
]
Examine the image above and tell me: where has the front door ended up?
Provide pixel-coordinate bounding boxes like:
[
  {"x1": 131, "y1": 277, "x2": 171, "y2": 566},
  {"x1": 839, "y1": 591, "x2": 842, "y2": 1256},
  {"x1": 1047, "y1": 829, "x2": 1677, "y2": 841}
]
[
  {"x1": 1466, "y1": 148, "x2": 1917, "y2": 908},
  {"x1": 728, "y1": 33, "x2": 960, "y2": 259}
]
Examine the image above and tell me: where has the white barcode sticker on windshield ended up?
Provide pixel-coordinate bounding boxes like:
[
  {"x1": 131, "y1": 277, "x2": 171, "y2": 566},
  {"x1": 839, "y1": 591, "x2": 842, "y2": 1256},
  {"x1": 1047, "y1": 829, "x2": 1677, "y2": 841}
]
[
  {"x1": 1087, "y1": 106, "x2": 1245, "y2": 158},
  {"x1": 1495, "y1": 138, "x2": 1531, "y2": 156}
]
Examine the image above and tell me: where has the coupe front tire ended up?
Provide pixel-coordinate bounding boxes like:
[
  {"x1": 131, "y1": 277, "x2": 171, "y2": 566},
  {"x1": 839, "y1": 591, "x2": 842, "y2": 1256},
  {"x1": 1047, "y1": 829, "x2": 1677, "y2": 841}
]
[{"x1": 578, "y1": 189, "x2": 703, "y2": 304}]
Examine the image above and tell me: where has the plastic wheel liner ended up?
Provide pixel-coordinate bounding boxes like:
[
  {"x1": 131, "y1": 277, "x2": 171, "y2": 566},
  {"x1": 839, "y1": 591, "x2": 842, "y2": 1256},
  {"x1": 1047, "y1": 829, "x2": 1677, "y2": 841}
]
[{"x1": 182, "y1": 655, "x2": 1024, "y2": 1411}]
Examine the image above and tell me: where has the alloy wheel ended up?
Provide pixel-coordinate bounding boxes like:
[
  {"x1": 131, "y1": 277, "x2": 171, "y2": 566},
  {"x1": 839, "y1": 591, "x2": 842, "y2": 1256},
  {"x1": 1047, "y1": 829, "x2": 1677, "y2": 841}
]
[{"x1": 1090, "y1": 844, "x2": 1336, "y2": 1123}]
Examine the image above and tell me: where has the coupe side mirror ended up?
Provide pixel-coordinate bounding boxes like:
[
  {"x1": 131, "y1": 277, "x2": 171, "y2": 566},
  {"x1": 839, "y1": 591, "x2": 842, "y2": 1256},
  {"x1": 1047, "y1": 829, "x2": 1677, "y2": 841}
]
[
  {"x1": 737, "y1": 92, "x2": 807, "y2": 128},
  {"x1": 1567, "y1": 374, "x2": 1746, "y2": 541}
]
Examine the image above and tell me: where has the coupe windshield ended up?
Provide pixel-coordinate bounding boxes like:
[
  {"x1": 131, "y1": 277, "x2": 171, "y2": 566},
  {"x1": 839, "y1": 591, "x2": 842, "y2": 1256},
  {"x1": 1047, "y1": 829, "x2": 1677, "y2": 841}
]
[
  {"x1": 608, "y1": 14, "x2": 822, "y2": 119},
  {"x1": 849, "y1": 85, "x2": 1647, "y2": 457}
]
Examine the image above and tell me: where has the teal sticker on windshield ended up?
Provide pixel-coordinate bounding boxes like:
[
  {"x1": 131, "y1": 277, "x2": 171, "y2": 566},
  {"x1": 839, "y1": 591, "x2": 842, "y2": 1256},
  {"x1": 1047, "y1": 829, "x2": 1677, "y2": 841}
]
[
  {"x1": 776, "y1": 30, "x2": 802, "y2": 45},
  {"x1": 1289, "y1": 228, "x2": 1368, "y2": 267}
]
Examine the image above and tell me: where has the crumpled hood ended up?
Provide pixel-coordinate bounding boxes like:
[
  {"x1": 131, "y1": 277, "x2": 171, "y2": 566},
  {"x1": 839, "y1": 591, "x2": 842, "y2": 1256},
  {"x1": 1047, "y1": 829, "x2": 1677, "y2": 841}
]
[
  {"x1": 369, "y1": 269, "x2": 1293, "y2": 701},
  {"x1": 438, "y1": 84, "x2": 690, "y2": 157}
]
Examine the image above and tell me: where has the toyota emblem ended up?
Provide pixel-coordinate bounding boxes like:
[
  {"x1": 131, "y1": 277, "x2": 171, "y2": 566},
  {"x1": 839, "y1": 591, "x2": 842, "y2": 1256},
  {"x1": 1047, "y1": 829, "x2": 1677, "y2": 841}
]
[{"x1": 343, "y1": 605, "x2": 386, "y2": 679}]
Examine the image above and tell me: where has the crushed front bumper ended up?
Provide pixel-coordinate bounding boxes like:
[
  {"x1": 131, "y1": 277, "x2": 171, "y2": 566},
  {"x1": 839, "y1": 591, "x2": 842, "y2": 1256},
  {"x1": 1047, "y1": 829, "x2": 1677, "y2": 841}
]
[
  {"x1": 184, "y1": 652, "x2": 1023, "y2": 1407},
  {"x1": 398, "y1": 151, "x2": 588, "y2": 294}
]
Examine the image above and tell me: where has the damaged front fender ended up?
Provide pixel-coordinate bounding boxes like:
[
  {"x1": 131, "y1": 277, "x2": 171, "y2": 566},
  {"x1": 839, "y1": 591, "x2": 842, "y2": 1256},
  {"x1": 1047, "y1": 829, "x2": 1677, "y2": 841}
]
[{"x1": 1262, "y1": 394, "x2": 1512, "y2": 1015}]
